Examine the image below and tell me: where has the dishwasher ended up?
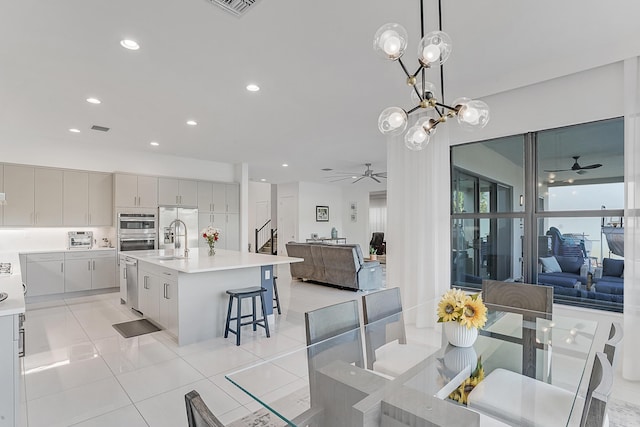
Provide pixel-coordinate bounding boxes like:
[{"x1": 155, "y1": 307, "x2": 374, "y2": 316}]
[{"x1": 124, "y1": 257, "x2": 140, "y2": 314}]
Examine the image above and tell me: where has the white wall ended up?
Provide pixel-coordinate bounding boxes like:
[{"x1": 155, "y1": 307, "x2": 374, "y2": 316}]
[
  {"x1": 341, "y1": 186, "x2": 371, "y2": 254},
  {"x1": 277, "y1": 182, "x2": 299, "y2": 255},
  {"x1": 298, "y1": 182, "x2": 343, "y2": 241}
]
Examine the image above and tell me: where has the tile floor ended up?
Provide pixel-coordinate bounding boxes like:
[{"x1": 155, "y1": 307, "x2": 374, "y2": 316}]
[{"x1": 20, "y1": 269, "x2": 640, "y2": 426}]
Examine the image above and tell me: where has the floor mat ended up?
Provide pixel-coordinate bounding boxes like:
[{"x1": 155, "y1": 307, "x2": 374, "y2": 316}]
[{"x1": 112, "y1": 319, "x2": 161, "y2": 338}]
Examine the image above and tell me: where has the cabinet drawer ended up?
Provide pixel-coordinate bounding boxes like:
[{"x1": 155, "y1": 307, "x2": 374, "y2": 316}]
[
  {"x1": 64, "y1": 251, "x2": 93, "y2": 260},
  {"x1": 90, "y1": 251, "x2": 116, "y2": 259},
  {"x1": 27, "y1": 253, "x2": 64, "y2": 262}
]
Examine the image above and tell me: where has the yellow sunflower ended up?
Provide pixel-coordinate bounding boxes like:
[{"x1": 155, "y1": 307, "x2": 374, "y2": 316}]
[
  {"x1": 437, "y1": 292, "x2": 462, "y2": 323},
  {"x1": 459, "y1": 293, "x2": 488, "y2": 329}
]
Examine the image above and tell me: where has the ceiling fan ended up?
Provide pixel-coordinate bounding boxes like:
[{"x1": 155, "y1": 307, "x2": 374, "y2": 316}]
[
  {"x1": 544, "y1": 156, "x2": 602, "y2": 175},
  {"x1": 326, "y1": 163, "x2": 387, "y2": 183}
]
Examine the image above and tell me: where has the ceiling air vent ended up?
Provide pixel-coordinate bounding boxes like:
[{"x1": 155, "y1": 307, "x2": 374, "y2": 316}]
[
  {"x1": 91, "y1": 125, "x2": 110, "y2": 132},
  {"x1": 321, "y1": 168, "x2": 333, "y2": 171},
  {"x1": 204, "y1": 0, "x2": 260, "y2": 17}
]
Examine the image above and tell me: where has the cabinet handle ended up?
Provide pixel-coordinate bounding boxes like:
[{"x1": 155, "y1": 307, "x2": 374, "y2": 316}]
[
  {"x1": 93, "y1": 260, "x2": 96, "y2": 270},
  {"x1": 18, "y1": 329, "x2": 25, "y2": 358},
  {"x1": 176, "y1": 195, "x2": 179, "y2": 204},
  {"x1": 212, "y1": 203, "x2": 215, "y2": 212},
  {"x1": 164, "y1": 283, "x2": 168, "y2": 299},
  {"x1": 124, "y1": 267, "x2": 127, "y2": 279},
  {"x1": 88, "y1": 213, "x2": 92, "y2": 224},
  {"x1": 61, "y1": 263, "x2": 64, "y2": 273},
  {"x1": 88, "y1": 260, "x2": 91, "y2": 271}
]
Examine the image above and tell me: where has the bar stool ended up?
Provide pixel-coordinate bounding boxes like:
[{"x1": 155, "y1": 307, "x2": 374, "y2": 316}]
[
  {"x1": 224, "y1": 286, "x2": 270, "y2": 346},
  {"x1": 273, "y1": 276, "x2": 281, "y2": 315}
]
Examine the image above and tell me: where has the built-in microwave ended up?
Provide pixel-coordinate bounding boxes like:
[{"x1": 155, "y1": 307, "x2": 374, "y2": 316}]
[{"x1": 118, "y1": 213, "x2": 156, "y2": 232}]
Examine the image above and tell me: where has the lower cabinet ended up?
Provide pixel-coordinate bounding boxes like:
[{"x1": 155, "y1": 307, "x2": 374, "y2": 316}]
[
  {"x1": 138, "y1": 263, "x2": 178, "y2": 337},
  {"x1": 25, "y1": 254, "x2": 64, "y2": 297},
  {"x1": 22, "y1": 250, "x2": 116, "y2": 298},
  {"x1": 0, "y1": 314, "x2": 22, "y2": 427}
]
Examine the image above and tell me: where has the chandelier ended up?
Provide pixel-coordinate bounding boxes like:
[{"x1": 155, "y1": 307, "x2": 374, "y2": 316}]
[{"x1": 375, "y1": 0, "x2": 490, "y2": 150}]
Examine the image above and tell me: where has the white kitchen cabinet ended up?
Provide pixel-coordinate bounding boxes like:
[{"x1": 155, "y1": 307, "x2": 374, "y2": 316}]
[
  {"x1": 158, "y1": 276, "x2": 178, "y2": 336},
  {"x1": 3, "y1": 165, "x2": 34, "y2": 226},
  {"x1": 0, "y1": 314, "x2": 21, "y2": 427},
  {"x1": 25, "y1": 253, "x2": 64, "y2": 297},
  {"x1": 138, "y1": 268, "x2": 160, "y2": 323},
  {"x1": 88, "y1": 172, "x2": 113, "y2": 225},
  {"x1": 64, "y1": 251, "x2": 116, "y2": 292},
  {"x1": 0, "y1": 164, "x2": 4, "y2": 225},
  {"x1": 35, "y1": 168, "x2": 63, "y2": 226},
  {"x1": 158, "y1": 178, "x2": 198, "y2": 207},
  {"x1": 226, "y1": 213, "x2": 240, "y2": 250},
  {"x1": 226, "y1": 183, "x2": 240, "y2": 213},
  {"x1": 212, "y1": 183, "x2": 227, "y2": 213},
  {"x1": 63, "y1": 171, "x2": 89, "y2": 226},
  {"x1": 197, "y1": 181, "x2": 213, "y2": 211},
  {"x1": 64, "y1": 256, "x2": 92, "y2": 292},
  {"x1": 115, "y1": 174, "x2": 158, "y2": 208}
]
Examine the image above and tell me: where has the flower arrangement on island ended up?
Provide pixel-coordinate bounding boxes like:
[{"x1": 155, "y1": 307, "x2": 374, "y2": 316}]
[
  {"x1": 201, "y1": 226, "x2": 221, "y2": 255},
  {"x1": 437, "y1": 288, "x2": 487, "y2": 329}
]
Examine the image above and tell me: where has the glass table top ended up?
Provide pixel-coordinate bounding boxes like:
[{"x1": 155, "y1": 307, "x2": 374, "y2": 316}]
[{"x1": 226, "y1": 299, "x2": 598, "y2": 427}]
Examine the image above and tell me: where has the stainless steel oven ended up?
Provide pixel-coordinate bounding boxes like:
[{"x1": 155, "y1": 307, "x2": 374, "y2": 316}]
[{"x1": 117, "y1": 212, "x2": 157, "y2": 252}]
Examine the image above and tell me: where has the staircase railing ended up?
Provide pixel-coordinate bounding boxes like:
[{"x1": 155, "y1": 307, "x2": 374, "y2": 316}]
[
  {"x1": 255, "y1": 219, "x2": 272, "y2": 253},
  {"x1": 270, "y1": 228, "x2": 277, "y2": 255}
]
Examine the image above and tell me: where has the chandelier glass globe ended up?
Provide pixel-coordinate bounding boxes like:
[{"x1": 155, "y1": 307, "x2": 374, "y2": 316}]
[
  {"x1": 404, "y1": 118, "x2": 437, "y2": 151},
  {"x1": 417, "y1": 31, "x2": 452, "y2": 67},
  {"x1": 378, "y1": 107, "x2": 408, "y2": 135},
  {"x1": 373, "y1": 24, "x2": 408, "y2": 60},
  {"x1": 456, "y1": 99, "x2": 490, "y2": 130}
]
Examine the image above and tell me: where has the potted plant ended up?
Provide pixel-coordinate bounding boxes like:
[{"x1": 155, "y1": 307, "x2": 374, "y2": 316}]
[
  {"x1": 437, "y1": 289, "x2": 487, "y2": 347},
  {"x1": 369, "y1": 246, "x2": 377, "y2": 261}
]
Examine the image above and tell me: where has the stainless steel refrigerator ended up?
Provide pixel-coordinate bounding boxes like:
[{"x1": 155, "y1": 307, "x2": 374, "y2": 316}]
[{"x1": 158, "y1": 207, "x2": 199, "y2": 253}]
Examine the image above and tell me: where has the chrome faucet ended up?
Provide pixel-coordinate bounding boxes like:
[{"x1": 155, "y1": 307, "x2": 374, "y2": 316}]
[{"x1": 168, "y1": 219, "x2": 189, "y2": 258}]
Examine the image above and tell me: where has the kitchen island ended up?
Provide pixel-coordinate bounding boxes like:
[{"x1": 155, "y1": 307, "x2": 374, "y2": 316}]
[{"x1": 124, "y1": 249, "x2": 302, "y2": 346}]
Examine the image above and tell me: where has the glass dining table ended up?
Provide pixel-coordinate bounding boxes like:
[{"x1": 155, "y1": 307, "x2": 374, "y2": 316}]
[{"x1": 225, "y1": 300, "x2": 598, "y2": 427}]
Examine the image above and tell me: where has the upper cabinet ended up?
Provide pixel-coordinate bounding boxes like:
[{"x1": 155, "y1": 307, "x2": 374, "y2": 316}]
[
  {"x1": 88, "y1": 173, "x2": 113, "y2": 225},
  {"x1": 0, "y1": 164, "x2": 3, "y2": 225},
  {"x1": 198, "y1": 181, "x2": 239, "y2": 213},
  {"x1": 158, "y1": 178, "x2": 197, "y2": 207},
  {"x1": 1, "y1": 164, "x2": 112, "y2": 227},
  {"x1": 115, "y1": 174, "x2": 158, "y2": 208}
]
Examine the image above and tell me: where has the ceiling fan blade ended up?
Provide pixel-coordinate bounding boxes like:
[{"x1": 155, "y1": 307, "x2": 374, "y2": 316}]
[
  {"x1": 544, "y1": 169, "x2": 571, "y2": 172},
  {"x1": 352, "y1": 176, "x2": 365, "y2": 184},
  {"x1": 371, "y1": 176, "x2": 381, "y2": 183},
  {"x1": 576, "y1": 170, "x2": 588, "y2": 175},
  {"x1": 329, "y1": 177, "x2": 354, "y2": 182},
  {"x1": 578, "y1": 163, "x2": 602, "y2": 170},
  {"x1": 373, "y1": 172, "x2": 387, "y2": 178}
]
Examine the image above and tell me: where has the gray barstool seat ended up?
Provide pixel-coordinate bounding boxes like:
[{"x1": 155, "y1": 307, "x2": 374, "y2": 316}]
[{"x1": 224, "y1": 286, "x2": 270, "y2": 346}]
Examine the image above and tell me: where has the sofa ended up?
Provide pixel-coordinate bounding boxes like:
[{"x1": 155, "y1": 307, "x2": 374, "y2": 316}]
[
  {"x1": 285, "y1": 242, "x2": 383, "y2": 291},
  {"x1": 538, "y1": 256, "x2": 624, "y2": 307}
]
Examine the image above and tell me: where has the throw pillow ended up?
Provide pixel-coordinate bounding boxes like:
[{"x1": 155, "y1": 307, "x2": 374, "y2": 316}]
[
  {"x1": 555, "y1": 256, "x2": 584, "y2": 275},
  {"x1": 540, "y1": 256, "x2": 562, "y2": 273},
  {"x1": 603, "y1": 258, "x2": 624, "y2": 277}
]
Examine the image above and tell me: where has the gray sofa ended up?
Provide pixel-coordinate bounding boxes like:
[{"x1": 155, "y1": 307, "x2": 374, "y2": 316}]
[{"x1": 285, "y1": 242, "x2": 383, "y2": 291}]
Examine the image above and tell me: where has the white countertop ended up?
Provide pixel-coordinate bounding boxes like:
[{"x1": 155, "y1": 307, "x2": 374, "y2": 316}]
[
  {"x1": 0, "y1": 274, "x2": 26, "y2": 316},
  {"x1": 19, "y1": 248, "x2": 116, "y2": 255},
  {"x1": 124, "y1": 248, "x2": 303, "y2": 274}
]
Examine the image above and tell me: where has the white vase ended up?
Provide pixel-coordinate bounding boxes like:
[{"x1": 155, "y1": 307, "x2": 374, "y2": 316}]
[
  {"x1": 443, "y1": 345, "x2": 478, "y2": 373},
  {"x1": 444, "y1": 322, "x2": 478, "y2": 348}
]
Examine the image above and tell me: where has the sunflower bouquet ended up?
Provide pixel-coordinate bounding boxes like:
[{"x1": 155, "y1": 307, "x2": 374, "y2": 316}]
[
  {"x1": 437, "y1": 289, "x2": 488, "y2": 329},
  {"x1": 447, "y1": 357, "x2": 484, "y2": 405}
]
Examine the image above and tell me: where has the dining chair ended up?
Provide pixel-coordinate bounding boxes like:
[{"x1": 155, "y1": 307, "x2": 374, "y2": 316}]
[
  {"x1": 361, "y1": 287, "x2": 433, "y2": 377},
  {"x1": 604, "y1": 321, "x2": 623, "y2": 367},
  {"x1": 468, "y1": 351, "x2": 614, "y2": 427},
  {"x1": 481, "y1": 280, "x2": 553, "y2": 378},
  {"x1": 185, "y1": 390, "x2": 225, "y2": 427}
]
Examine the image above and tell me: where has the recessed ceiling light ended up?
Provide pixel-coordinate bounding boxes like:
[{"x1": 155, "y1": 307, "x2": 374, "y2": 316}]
[
  {"x1": 86, "y1": 97, "x2": 101, "y2": 104},
  {"x1": 260, "y1": 178, "x2": 266, "y2": 182},
  {"x1": 352, "y1": 176, "x2": 358, "y2": 179},
  {"x1": 246, "y1": 84, "x2": 260, "y2": 92},
  {"x1": 120, "y1": 39, "x2": 140, "y2": 50},
  {"x1": 69, "y1": 128, "x2": 81, "y2": 133},
  {"x1": 150, "y1": 141, "x2": 159, "y2": 146},
  {"x1": 186, "y1": 120, "x2": 198, "y2": 126},
  {"x1": 282, "y1": 163, "x2": 288, "y2": 167}
]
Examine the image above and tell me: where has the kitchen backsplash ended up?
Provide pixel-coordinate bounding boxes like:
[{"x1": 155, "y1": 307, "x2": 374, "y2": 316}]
[{"x1": 0, "y1": 227, "x2": 115, "y2": 271}]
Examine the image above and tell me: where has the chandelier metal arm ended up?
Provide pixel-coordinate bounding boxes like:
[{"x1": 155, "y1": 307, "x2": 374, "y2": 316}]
[
  {"x1": 434, "y1": 102, "x2": 459, "y2": 113},
  {"x1": 406, "y1": 105, "x2": 422, "y2": 115},
  {"x1": 397, "y1": 58, "x2": 413, "y2": 80}
]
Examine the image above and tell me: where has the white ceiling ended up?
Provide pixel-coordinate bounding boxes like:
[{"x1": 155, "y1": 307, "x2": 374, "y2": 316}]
[{"x1": 1, "y1": 0, "x2": 639, "y2": 186}]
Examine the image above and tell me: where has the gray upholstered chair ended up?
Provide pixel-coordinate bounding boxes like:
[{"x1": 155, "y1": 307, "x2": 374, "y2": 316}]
[
  {"x1": 185, "y1": 390, "x2": 225, "y2": 427},
  {"x1": 482, "y1": 280, "x2": 553, "y2": 378},
  {"x1": 604, "y1": 322, "x2": 623, "y2": 367},
  {"x1": 361, "y1": 287, "x2": 434, "y2": 377}
]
